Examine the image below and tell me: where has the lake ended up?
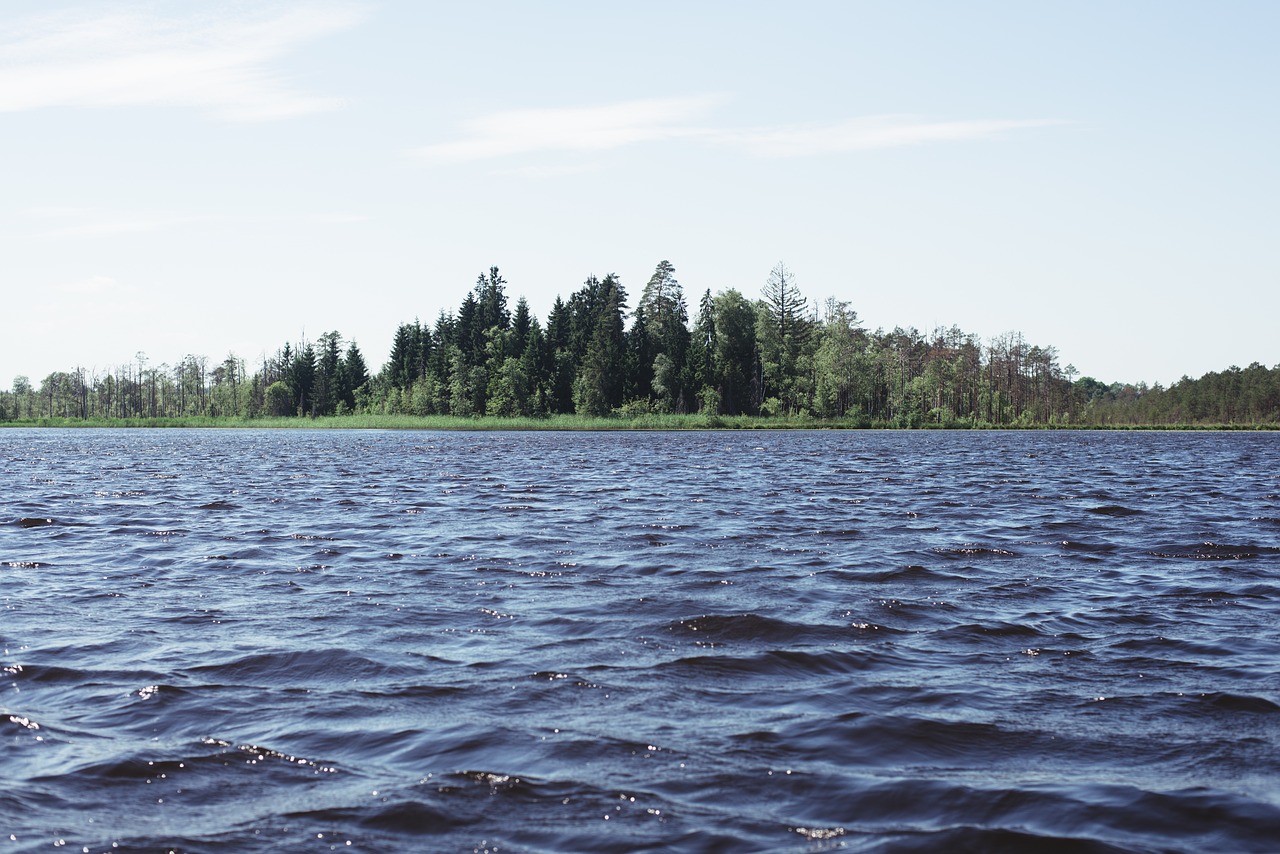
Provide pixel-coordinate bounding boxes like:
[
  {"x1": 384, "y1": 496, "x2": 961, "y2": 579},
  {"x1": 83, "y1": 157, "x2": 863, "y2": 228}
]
[{"x1": 2, "y1": 428, "x2": 1278, "y2": 852}]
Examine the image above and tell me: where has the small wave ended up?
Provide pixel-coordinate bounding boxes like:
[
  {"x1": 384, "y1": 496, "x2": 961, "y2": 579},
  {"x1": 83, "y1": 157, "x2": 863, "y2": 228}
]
[
  {"x1": 875, "y1": 826, "x2": 1135, "y2": 853},
  {"x1": 201, "y1": 738, "x2": 338, "y2": 774},
  {"x1": 1200, "y1": 691, "x2": 1280, "y2": 713},
  {"x1": 933, "y1": 545, "x2": 1018, "y2": 558},
  {"x1": 661, "y1": 648, "x2": 905, "y2": 680},
  {"x1": 5, "y1": 663, "x2": 94, "y2": 684},
  {"x1": 14, "y1": 517, "x2": 55, "y2": 528},
  {"x1": 1108, "y1": 636, "x2": 1236, "y2": 659},
  {"x1": 1089, "y1": 690, "x2": 1280, "y2": 718},
  {"x1": 40, "y1": 738, "x2": 338, "y2": 787},
  {"x1": 1150, "y1": 542, "x2": 1280, "y2": 560},
  {"x1": 665, "y1": 614, "x2": 814, "y2": 644},
  {"x1": 356, "y1": 684, "x2": 467, "y2": 701},
  {"x1": 661, "y1": 614, "x2": 878, "y2": 647},
  {"x1": 185, "y1": 648, "x2": 417, "y2": 685},
  {"x1": 1059, "y1": 540, "x2": 1118, "y2": 553},
  {"x1": 934, "y1": 621, "x2": 1046, "y2": 642},
  {"x1": 346, "y1": 798, "x2": 458, "y2": 833},
  {"x1": 1088, "y1": 505, "x2": 1143, "y2": 517},
  {"x1": 835, "y1": 565, "x2": 970, "y2": 582}
]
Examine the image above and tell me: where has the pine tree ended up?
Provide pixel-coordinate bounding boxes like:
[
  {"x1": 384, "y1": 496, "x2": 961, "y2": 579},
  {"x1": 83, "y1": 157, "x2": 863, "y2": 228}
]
[
  {"x1": 337, "y1": 341, "x2": 369, "y2": 412},
  {"x1": 638, "y1": 260, "x2": 691, "y2": 410},
  {"x1": 315, "y1": 331, "x2": 342, "y2": 415},
  {"x1": 572, "y1": 275, "x2": 628, "y2": 416}
]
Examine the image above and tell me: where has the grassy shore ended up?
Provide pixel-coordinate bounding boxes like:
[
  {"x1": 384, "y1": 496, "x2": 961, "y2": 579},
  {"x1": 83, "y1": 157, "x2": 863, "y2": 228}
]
[
  {"x1": 2, "y1": 413, "x2": 806, "y2": 430},
  {"x1": 2, "y1": 414, "x2": 1277, "y2": 431}
]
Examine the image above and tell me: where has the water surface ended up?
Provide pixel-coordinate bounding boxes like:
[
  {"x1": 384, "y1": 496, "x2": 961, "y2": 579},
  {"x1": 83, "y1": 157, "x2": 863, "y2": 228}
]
[{"x1": 2, "y1": 429, "x2": 1278, "y2": 851}]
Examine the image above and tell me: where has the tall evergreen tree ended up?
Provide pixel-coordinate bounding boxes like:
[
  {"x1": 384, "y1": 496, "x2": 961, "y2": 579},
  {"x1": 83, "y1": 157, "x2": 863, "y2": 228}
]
[
  {"x1": 638, "y1": 260, "x2": 691, "y2": 410},
  {"x1": 289, "y1": 342, "x2": 317, "y2": 415},
  {"x1": 572, "y1": 274, "x2": 628, "y2": 416},
  {"x1": 475, "y1": 266, "x2": 510, "y2": 333},
  {"x1": 386, "y1": 322, "x2": 424, "y2": 390},
  {"x1": 687, "y1": 289, "x2": 717, "y2": 406},
  {"x1": 315, "y1": 331, "x2": 342, "y2": 415},
  {"x1": 455, "y1": 292, "x2": 482, "y2": 365},
  {"x1": 759, "y1": 262, "x2": 815, "y2": 413},
  {"x1": 545, "y1": 296, "x2": 575, "y2": 412},
  {"x1": 626, "y1": 306, "x2": 655, "y2": 403},
  {"x1": 338, "y1": 341, "x2": 370, "y2": 411},
  {"x1": 510, "y1": 296, "x2": 533, "y2": 358}
]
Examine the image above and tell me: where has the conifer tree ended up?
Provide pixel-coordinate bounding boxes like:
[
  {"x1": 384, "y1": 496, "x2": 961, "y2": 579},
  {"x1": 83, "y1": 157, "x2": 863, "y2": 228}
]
[
  {"x1": 338, "y1": 341, "x2": 369, "y2": 411},
  {"x1": 572, "y1": 274, "x2": 628, "y2": 416}
]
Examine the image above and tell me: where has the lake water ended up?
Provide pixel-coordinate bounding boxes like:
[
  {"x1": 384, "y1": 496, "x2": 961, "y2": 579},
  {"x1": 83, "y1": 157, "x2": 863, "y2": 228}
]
[{"x1": 2, "y1": 428, "x2": 1278, "y2": 852}]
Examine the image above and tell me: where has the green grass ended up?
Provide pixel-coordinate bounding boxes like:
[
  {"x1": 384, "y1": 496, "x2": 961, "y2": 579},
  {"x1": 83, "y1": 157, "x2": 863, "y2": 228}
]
[
  {"x1": 2, "y1": 414, "x2": 1276, "y2": 431},
  {"x1": 0, "y1": 413, "x2": 844, "y2": 431}
]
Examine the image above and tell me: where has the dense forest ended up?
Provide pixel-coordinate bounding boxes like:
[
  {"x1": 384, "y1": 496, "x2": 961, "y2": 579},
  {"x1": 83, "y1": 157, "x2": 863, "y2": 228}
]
[{"x1": 3, "y1": 262, "x2": 1278, "y2": 426}]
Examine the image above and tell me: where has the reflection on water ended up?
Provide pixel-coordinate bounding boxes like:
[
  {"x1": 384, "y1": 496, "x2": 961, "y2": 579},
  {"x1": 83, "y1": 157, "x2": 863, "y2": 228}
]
[{"x1": 2, "y1": 428, "x2": 1279, "y2": 851}]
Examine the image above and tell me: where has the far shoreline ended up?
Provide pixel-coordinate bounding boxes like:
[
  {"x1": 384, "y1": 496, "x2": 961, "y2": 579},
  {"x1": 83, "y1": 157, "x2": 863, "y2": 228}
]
[{"x1": 2, "y1": 415, "x2": 1277, "y2": 432}]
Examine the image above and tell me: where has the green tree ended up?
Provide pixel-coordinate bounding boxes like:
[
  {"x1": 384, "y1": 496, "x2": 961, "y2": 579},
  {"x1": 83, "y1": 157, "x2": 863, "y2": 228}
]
[
  {"x1": 573, "y1": 274, "x2": 628, "y2": 416},
  {"x1": 759, "y1": 262, "x2": 815, "y2": 413},
  {"x1": 711, "y1": 289, "x2": 758, "y2": 415},
  {"x1": 812, "y1": 299, "x2": 866, "y2": 418},
  {"x1": 314, "y1": 331, "x2": 343, "y2": 415},
  {"x1": 686, "y1": 289, "x2": 716, "y2": 402},
  {"x1": 265, "y1": 381, "x2": 293, "y2": 416},
  {"x1": 338, "y1": 341, "x2": 370, "y2": 412},
  {"x1": 637, "y1": 260, "x2": 691, "y2": 411}
]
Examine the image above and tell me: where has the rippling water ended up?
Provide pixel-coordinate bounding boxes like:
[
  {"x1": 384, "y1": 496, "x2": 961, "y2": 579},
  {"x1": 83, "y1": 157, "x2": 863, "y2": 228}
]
[{"x1": 2, "y1": 428, "x2": 1279, "y2": 852}]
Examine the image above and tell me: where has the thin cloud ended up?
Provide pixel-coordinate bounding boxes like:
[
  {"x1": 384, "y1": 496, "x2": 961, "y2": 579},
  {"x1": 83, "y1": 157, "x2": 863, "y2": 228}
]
[
  {"x1": 415, "y1": 97, "x2": 721, "y2": 162},
  {"x1": 36, "y1": 217, "x2": 188, "y2": 239},
  {"x1": 0, "y1": 3, "x2": 363, "y2": 121},
  {"x1": 31, "y1": 210, "x2": 210, "y2": 239},
  {"x1": 57, "y1": 275, "x2": 129, "y2": 297},
  {"x1": 718, "y1": 115, "x2": 1062, "y2": 158},
  {"x1": 306, "y1": 213, "x2": 370, "y2": 224},
  {"x1": 417, "y1": 98, "x2": 1058, "y2": 164},
  {"x1": 490, "y1": 162, "x2": 606, "y2": 180},
  {"x1": 26, "y1": 207, "x2": 366, "y2": 238}
]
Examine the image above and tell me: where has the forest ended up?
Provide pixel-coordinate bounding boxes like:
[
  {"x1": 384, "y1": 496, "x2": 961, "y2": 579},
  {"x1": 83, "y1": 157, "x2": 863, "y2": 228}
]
[{"x1": 3, "y1": 261, "x2": 1278, "y2": 427}]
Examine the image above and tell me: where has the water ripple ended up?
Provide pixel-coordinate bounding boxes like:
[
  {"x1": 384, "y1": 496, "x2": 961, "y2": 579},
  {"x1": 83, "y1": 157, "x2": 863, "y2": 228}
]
[{"x1": 1, "y1": 428, "x2": 1278, "y2": 851}]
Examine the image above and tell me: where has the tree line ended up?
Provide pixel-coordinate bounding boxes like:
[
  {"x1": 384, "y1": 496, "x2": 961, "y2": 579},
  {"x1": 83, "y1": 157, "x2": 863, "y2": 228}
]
[{"x1": 3, "y1": 261, "x2": 1277, "y2": 425}]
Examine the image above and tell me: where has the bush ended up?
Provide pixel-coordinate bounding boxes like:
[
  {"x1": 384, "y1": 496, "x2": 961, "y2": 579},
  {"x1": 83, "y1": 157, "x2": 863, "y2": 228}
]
[
  {"x1": 264, "y1": 381, "x2": 293, "y2": 417},
  {"x1": 614, "y1": 398, "x2": 653, "y2": 419}
]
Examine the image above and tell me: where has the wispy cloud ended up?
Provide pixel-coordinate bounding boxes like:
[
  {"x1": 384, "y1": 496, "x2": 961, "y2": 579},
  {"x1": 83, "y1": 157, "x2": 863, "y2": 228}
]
[
  {"x1": 35, "y1": 216, "x2": 194, "y2": 240},
  {"x1": 306, "y1": 213, "x2": 370, "y2": 224},
  {"x1": 717, "y1": 115, "x2": 1061, "y2": 158},
  {"x1": 25, "y1": 206, "x2": 367, "y2": 239},
  {"x1": 415, "y1": 97, "x2": 722, "y2": 162},
  {"x1": 0, "y1": 2, "x2": 363, "y2": 121},
  {"x1": 54, "y1": 274, "x2": 140, "y2": 299},
  {"x1": 28, "y1": 207, "x2": 209, "y2": 239},
  {"x1": 416, "y1": 98, "x2": 1058, "y2": 164}
]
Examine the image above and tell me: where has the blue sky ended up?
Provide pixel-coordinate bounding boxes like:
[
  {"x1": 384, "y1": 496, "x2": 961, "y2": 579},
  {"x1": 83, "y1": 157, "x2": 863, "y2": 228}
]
[{"x1": 2, "y1": 0, "x2": 1276, "y2": 386}]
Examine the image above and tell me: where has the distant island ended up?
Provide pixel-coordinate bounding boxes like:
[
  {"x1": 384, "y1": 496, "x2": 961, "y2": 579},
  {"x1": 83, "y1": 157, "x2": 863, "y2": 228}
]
[{"x1": 3, "y1": 262, "x2": 1277, "y2": 428}]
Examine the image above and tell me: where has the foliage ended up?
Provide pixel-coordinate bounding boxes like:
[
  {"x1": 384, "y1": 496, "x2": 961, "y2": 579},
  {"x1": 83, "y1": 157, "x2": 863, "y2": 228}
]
[{"x1": 5, "y1": 261, "x2": 1277, "y2": 429}]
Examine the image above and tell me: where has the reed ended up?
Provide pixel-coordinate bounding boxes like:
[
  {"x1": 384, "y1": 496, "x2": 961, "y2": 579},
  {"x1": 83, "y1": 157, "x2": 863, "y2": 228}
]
[{"x1": 2, "y1": 414, "x2": 1276, "y2": 431}]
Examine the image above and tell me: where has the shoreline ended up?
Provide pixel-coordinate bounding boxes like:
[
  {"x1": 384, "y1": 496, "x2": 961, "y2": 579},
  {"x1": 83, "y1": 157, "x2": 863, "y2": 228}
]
[{"x1": 2, "y1": 415, "x2": 1277, "y2": 432}]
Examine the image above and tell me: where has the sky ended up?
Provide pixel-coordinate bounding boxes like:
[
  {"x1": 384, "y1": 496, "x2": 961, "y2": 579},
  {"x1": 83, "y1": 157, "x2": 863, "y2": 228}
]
[{"x1": 1, "y1": 0, "x2": 1277, "y2": 387}]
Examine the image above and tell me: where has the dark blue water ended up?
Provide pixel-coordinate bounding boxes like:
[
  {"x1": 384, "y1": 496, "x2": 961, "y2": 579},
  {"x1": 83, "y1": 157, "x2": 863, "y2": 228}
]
[{"x1": 2, "y1": 428, "x2": 1278, "y2": 852}]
